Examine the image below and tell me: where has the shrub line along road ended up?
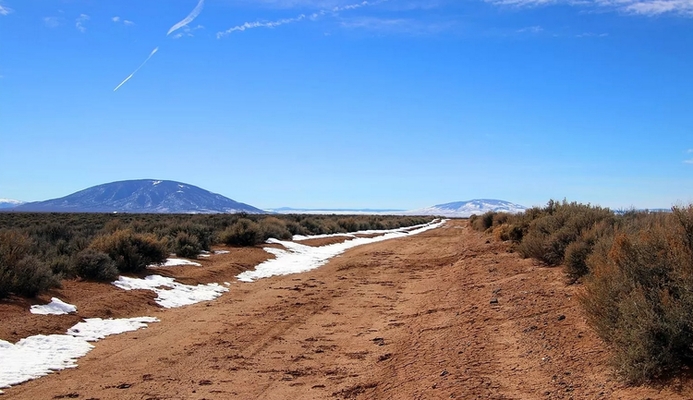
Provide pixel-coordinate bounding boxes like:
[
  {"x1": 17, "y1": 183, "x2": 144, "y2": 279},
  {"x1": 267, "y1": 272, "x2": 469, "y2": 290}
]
[{"x1": 6, "y1": 220, "x2": 693, "y2": 399}]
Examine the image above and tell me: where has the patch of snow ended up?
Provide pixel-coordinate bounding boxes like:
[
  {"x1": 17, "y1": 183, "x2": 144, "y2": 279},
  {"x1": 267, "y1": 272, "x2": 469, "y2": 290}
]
[
  {"x1": 112, "y1": 275, "x2": 228, "y2": 308},
  {"x1": 66, "y1": 317, "x2": 158, "y2": 341},
  {"x1": 292, "y1": 233, "x2": 355, "y2": 241},
  {"x1": 291, "y1": 221, "x2": 434, "y2": 241},
  {"x1": 151, "y1": 258, "x2": 202, "y2": 267},
  {"x1": 152, "y1": 180, "x2": 162, "y2": 185},
  {"x1": 0, "y1": 317, "x2": 157, "y2": 390},
  {"x1": 30, "y1": 298, "x2": 77, "y2": 315},
  {"x1": 238, "y1": 219, "x2": 446, "y2": 282},
  {"x1": 197, "y1": 250, "x2": 228, "y2": 259}
]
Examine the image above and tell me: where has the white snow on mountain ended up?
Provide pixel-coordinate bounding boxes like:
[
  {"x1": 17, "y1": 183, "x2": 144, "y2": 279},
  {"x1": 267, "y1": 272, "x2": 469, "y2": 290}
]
[
  {"x1": 405, "y1": 199, "x2": 527, "y2": 218},
  {"x1": 0, "y1": 199, "x2": 25, "y2": 209}
]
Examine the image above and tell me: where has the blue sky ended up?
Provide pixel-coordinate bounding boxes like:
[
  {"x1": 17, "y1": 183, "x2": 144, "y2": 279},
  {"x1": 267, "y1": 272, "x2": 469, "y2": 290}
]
[{"x1": 0, "y1": 0, "x2": 692, "y2": 210}]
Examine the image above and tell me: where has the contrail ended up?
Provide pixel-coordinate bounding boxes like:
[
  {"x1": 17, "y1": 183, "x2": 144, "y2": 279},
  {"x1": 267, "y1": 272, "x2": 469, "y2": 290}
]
[
  {"x1": 168, "y1": 0, "x2": 205, "y2": 36},
  {"x1": 217, "y1": 0, "x2": 383, "y2": 38},
  {"x1": 113, "y1": 47, "x2": 159, "y2": 92}
]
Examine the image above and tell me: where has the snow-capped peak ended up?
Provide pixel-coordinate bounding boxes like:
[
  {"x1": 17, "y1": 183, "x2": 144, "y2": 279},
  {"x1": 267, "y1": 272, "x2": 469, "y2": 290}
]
[{"x1": 404, "y1": 199, "x2": 527, "y2": 218}]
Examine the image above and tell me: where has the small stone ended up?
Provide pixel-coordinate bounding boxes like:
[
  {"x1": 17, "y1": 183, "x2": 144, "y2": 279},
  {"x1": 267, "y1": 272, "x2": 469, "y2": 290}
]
[
  {"x1": 490, "y1": 298, "x2": 499, "y2": 304},
  {"x1": 558, "y1": 315, "x2": 566, "y2": 321}
]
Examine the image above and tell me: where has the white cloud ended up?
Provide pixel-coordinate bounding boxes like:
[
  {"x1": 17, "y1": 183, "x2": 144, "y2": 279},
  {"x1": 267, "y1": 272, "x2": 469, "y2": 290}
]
[
  {"x1": 113, "y1": 16, "x2": 134, "y2": 25},
  {"x1": 0, "y1": 2, "x2": 12, "y2": 16},
  {"x1": 575, "y1": 32, "x2": 609, "y2": 37},
  {"x1": 685, "y1": 159, "x2": 693, "y2": 164},
  {"x1": 517, "y1": 25, "x2": 543, "y2": 33},
  {"x1": 76, "y1": 13, "x2": 89, "y2": 32},
  {"x1": 217, "y1": 0, "x2": 389, "y2": 38},
  {"x1": 43, "y1": 16, "x2": 60, "y2": 28},
  {"x1": 486, "y1": 0, "x2": 693, "y2": 16},
  {"x1": 167, "y1": 0, "x2": 205, "y2": 36},
  {"x1": 687, "y1": 149, "x2": 693, "y2": 153},
  {"x1": 172, "y1": 24, "x2": 204, "y2": 39}
]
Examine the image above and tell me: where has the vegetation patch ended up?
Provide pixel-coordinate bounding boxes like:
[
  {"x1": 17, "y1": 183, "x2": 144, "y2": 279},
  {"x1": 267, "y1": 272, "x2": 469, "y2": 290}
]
[{"x1": 472, "y1": 201, "x2": 693, "y2": 383}]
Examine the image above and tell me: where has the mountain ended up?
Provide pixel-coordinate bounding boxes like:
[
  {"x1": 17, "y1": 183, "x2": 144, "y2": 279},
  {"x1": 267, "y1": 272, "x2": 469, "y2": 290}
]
[
  {"x1": 0, "y1": 199, "x2": 25, "y2": 209},
  {"x1": 11, "y1": 180, "x2": 265, "y2": 214},
  {"x1": 405, "y1": 199, "x2": 527, "y2": 218}
]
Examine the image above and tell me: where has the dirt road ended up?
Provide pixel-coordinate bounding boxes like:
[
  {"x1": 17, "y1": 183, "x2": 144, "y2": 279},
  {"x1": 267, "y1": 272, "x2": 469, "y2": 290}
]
[{"x1": 5, "y1": 220, "x2": 693, "y2": 399}]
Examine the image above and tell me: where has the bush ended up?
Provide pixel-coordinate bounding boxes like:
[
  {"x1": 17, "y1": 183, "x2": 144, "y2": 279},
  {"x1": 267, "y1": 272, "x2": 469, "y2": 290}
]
[
  {"x1": 0, "y1": 260, "x2": 13, "y2": 299},
  {"x1": 259, "y1": 217, "x2": 292, "y2": 241},
  {"x1": 516, "y1": 201, "x2": 613, "y2": 268},
  {"x1": 470, "y1": 212, "x2": 496, "y2": 232},
  {"x1": 49, "y1": 255, "x2": 76, "y2": 279},
  {"x1": 0, "y1": 230, "x2": 61, "y2": 298},
  {"x1": 219, "y1": 219, "x2": 263, "y2": 246},
  {"x1": 12, "y1": 256, "x2": 61, "y2": 297},
  {"x1": 172, "y1": 232, "x2": 202, "y2": 258},
  {"x1": 90, "y1": 230, "x2": 168, "y2": 273},
  {"x1": 581, "y1": 206, "x2": 693, "y2": 383},
  {"x1": 75, "y1": 249, "x2": 119, "y2": 281}
]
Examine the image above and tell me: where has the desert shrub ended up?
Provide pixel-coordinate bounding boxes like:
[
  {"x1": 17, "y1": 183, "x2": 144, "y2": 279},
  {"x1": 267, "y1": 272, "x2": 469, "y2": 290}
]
[
  {"x1": 75, "y1": 249, "x2": 119, "y2": 281},
  {"x1": 581, "y1": 206, "x2": 693, "y2": 383},
  {"x1": 219, "y1": 219, "x2": 263, "y2": 246},
  {"x1": 492, "y1": 223, "x2": 524, "y2": 242},
  {"x1": 470, "y1": 212, "x2": 496, "y2": 232},
  {"x1": 0, "y1": 260, "x2": 13, "y2": 299},
  {"x1": 0, "y1": 230, "x2": 60, "y2": 298},
  {"x1": 259, "y1": 217, "x2": 292, "y2": 241},
  {"x1": 516, "y1": 201, "x2": 613, "y2": 267},
  {"x1": 338, "y1": 218, "x2": 359, "y2": 233},
  {"x1": 285, "y1": 220, "x2": 305, "y2": 236},
  {"x1": 167, "y1": 223, "x2": 213, "y2": 252},
  {"x1": 172, "y1": 232, "x2": 202, "y2": 258},
  {"x1": 0, "y1": 230, "x2": 33, "y2": 267},
  {"x1": 49, "y1": 255, "x2": 76, "y2": 278},
  {"x1": 90, "y1": 229, "x2": 168, "y2": 273},
  {"x1": 12, "y1": 256, "x2": 61, "y2": 297}
]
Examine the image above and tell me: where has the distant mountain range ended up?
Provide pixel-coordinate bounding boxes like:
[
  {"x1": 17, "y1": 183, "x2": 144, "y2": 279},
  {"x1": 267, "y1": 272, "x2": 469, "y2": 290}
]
[
  {"x1": 9, "y1": 180, "x2": 264, "y2": 214},
  {"x1": 0, "y1": 199, "x2": 26, "y2": 209},
  {"x1": 405, "y1": 199, "x2": 527, "y2": 218},
  {"x1": 2, "y1": 181, "x2": 528, "y2": 217}
]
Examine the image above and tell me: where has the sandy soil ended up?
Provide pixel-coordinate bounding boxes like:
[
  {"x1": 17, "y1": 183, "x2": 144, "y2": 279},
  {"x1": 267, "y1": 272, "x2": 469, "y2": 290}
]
[{"x1": 4, "y1": 220, "x2": 693, "y2": 399}]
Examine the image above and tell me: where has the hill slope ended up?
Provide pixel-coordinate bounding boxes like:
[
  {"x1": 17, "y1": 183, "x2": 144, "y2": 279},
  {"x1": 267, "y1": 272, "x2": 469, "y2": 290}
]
[
  {"x1": 406, "y1": 199, "x2": 526, "y2": 218},
  {"x1": 12, "y1": 180, "x2": 264, "y2": 214}
]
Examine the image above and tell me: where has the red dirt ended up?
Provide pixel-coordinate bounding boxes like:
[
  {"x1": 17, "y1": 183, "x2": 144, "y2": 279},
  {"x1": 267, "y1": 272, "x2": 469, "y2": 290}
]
[{"x1": 3, "y1": 220, "x2": 693, "y2": 399}]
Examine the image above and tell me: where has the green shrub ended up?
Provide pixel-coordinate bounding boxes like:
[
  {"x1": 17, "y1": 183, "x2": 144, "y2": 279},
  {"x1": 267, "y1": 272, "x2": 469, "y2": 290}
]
[
  {"x1": 0, "y1": 260, "x2": 13, "y2": 299},
  {"x1": 219, "y1": 219, "x2": 263, "y2": 246},
  {"x1": 12, "y1": 256, "x2": 61, "y2": 297},
  {"x1": 259, "y1": 217, "x2": 292, "y2": 241},
  {"x1": 75, "y1": 249, "x2": 119, "y2": 281},
  {"x1": 90, "y1": 229, "x2": 168, "y2": 273},
  {"x1": 49, "y1": 255, "x2": 76, "y2": 278},
  {"x1": 516, "y1": 200, "x2": 613, "y2": 267},
  {"x1": 172, "y1": 231, "x2": 202, "y2": 258}
]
